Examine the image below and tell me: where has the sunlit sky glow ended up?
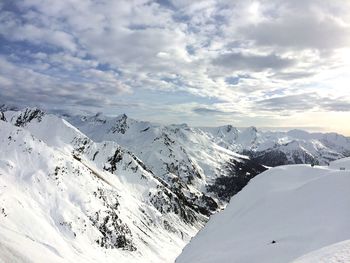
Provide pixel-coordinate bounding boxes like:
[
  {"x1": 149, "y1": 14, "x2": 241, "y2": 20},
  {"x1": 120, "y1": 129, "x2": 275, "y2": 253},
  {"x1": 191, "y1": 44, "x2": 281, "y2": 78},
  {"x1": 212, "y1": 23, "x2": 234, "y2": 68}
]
[{"x1": 1, "y1": 0, "x2": 350, "y2": 134}]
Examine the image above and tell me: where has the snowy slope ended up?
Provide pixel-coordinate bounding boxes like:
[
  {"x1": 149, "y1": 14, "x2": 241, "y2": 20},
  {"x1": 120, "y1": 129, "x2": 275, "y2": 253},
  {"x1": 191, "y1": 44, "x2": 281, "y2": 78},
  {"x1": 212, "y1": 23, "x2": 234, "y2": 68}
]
[
  {"x1": 177, "y1": 160, "x2": 350, "y2": 263},
  {"x1": 329, "y1": 157, "x2": 350, "y2": 170},
  {"x1": 292, "y1": 239, "x2": 350, "y2": 263},
  {"x1": 68, "y1": 113, "x2": 267, "y2": 211},
  {"x1": 202, "y1": 126, "x2": 350, "y2": 166},
  {"x1": 0, "y1": 110, "x2": 207, "y2": 263},
  {"x1": 2, "y1": 107, "x2": 349, "y2": 262},
  {"x1": 68, "y1": 112, "x2": 350, "y2": 216}
]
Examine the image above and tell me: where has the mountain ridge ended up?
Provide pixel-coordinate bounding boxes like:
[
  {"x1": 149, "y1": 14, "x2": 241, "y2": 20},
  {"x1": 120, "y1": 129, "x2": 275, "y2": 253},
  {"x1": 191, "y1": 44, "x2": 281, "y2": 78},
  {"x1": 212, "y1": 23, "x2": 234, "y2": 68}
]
[{"x1": 1, "y1": 107, "x2": 350, "y2": 262}]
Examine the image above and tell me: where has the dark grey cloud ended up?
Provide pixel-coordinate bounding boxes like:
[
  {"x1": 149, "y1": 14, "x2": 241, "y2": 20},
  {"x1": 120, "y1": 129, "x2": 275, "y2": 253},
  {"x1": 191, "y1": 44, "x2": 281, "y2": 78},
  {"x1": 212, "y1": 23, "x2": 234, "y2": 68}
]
[
  {"x1": 322, "y1": 99, "x2": 350, "y2": 112},
  {"x1": 256, "y1": 93, "x2": 350, "y2": 112},
  {"x1": 256, "y1": 94, "x2": 317, "y2": 111},
  {"x1": 212, "y1": 52, "x2": 294, "y2": 71},
  {"x1": 239, "y1": 3, "x2": 350, "y2": 50},
  {"x1": 192, "y1": 107, "x2": 238, "y2": 115},
  {"x1": 272, "y1": 71, "x2": 316, "y2": 80}
]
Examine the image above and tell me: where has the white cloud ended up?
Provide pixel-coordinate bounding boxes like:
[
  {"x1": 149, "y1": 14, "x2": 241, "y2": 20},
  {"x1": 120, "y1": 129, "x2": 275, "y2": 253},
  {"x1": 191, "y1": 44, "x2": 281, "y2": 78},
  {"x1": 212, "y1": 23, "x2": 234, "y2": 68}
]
[{"x1": 0, "y1": 0, "x2": 350, "y2": 132}]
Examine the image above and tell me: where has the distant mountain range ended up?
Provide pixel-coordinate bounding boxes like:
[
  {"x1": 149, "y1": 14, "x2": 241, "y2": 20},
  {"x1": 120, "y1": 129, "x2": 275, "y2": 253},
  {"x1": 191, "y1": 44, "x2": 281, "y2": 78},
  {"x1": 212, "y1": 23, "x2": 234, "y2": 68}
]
[{"x1": 1, "y1": 107, "x2": 349, "y2": 262}]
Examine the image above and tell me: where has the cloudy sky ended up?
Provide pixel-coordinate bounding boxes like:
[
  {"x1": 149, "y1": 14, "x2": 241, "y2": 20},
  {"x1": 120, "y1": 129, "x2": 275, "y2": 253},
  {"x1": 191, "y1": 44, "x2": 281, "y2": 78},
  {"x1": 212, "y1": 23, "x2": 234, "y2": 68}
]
[{"x1": 1, "y1": 0, "x2": 350, "y2": 134}]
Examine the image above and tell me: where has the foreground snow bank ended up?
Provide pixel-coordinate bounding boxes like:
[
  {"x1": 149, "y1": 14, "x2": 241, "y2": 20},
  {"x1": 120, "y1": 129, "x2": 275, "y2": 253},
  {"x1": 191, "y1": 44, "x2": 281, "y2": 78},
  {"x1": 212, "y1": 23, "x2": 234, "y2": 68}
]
[
  {"x1": 329, "y1": 157, "x2": 350, "y2": 170},
  {"x1": 177, "y1": 161, "x2": 350, "y2": 263},
  {"x1": 292, "y1": 239, "x2": 350, "y2": 263}
]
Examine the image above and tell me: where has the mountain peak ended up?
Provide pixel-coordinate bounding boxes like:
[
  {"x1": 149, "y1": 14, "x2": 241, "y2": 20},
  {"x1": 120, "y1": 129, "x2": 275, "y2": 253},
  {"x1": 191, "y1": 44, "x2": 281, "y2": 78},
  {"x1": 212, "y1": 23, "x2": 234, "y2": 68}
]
[
  {"x1": 287, "y1": 129, "x2": 311, "y2": 139},
  {"x1": 247, "y1": 126, "x2": 258, "y2": 132},
  {"x1": 0, "y1": 104, "x2": 20, "y2": 112},
  {"x1": 14, "y1": 107, "x2": 46, "y2": 127},
  {"x1": 110, "y1": 113, "x2": 129, "y2": 134},
  {"x1": 117, "y1": 113, "x2": 128, "y2": 119}
]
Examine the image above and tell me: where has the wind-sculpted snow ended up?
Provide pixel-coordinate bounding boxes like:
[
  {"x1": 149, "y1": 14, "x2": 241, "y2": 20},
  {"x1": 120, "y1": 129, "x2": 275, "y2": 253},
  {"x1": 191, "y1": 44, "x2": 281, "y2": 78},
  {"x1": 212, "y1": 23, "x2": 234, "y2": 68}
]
[
  {"x1": 0, "y1": 111, "x2": 206, "y2": 263},
  {"x1": 177, "y1": 161, "x2": 350, "y2": 263}
]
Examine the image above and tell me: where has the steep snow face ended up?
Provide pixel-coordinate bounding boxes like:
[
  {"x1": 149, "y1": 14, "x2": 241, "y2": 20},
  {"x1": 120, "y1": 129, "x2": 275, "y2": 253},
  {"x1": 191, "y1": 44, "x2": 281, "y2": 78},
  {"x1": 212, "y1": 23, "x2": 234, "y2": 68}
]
[
  {"x1": 68, "y1": 114, "x2": 267, "y2": 212},
  {"x1": 292, "y1": 239, "x2": 350, "y2": 263},
  {"x1": 177, "y1": 160, "x2": 350, "y2": 263},
  {"x1": 0, "y1": 113, "x2": 207, "y2": 263},
  {"x1": 202, "y1": 126, "x2": 350, "y2": 166}
]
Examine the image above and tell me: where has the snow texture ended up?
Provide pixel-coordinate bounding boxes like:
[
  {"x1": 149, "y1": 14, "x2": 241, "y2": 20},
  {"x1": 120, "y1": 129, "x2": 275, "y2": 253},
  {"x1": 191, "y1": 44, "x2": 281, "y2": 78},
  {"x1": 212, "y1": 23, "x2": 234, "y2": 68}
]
[
  {"x1": 177, "y1": 160, "x2": 350, "y2": 263},
  {"x1": 292, "y1": 239, "x2": 350, "y2": 263},
  {"x1": 0, "y1": 109, "x2": 206, "y2": 263},
  {"x1": 1, "y1": 107, "x2": 350, "y2": 263}
]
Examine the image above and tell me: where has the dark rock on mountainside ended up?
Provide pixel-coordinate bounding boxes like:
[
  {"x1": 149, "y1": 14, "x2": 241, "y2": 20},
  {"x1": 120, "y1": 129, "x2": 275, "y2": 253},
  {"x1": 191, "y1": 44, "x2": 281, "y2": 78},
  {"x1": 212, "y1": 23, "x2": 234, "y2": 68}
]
[
  {"x1": 242, "y1": 149, "x2": 289, "y2": 167},
  {"x1": 208, "y1": 158, "x2": 267, "y2": 202},
  {"x1": 14, "y1": 108, "x2": 45, "y2": 127},
  {"x1": 90, "y1": 188, "x2": 136, "y2": 251},
  {"x1": 0, "y1": 111, "x2": 5, "y2": 121},
  {"x1": 110, "y1": 114, "x2": 129, "y2": 134},
  {"x1": 243, "y1": 149, "x2": 319, "y2": 167}
]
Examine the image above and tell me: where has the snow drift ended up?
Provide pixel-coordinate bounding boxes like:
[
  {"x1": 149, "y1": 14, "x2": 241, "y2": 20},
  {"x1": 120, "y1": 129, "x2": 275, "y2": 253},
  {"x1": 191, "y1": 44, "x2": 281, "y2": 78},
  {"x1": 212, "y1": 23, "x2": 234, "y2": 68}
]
[
  {"x1": 292, "y1": 239, "x2": 350, "y2": 263},
  {"x1": 177, "y1": 161, "x2": 350, "y2": 263}
]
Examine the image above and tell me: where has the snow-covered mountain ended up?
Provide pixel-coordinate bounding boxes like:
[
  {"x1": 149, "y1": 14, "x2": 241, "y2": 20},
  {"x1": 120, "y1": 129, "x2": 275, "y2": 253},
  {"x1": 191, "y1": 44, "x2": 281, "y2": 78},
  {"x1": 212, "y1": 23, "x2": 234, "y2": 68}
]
[
  {"x1": 176, "y1": 159, "x2": 350, "y2": 263},
  {"x1": 0, "y1": 109, "x2": 207, "y2": 263},
  {"x1": 68, "y1": 113, "x2": 267, "y2": 210},
  {"x1": 202, "y1": 125, "x2": 350, "y2": 166},
  {"x1": 1, "y1": 107, "x2": 349, "y2": 262},
  {"x1": 0, "y1": 108, "x2": 268, "y2": 263},
  {"x1": 68, "y1": 113, "x2": 350, "y2": 206}
]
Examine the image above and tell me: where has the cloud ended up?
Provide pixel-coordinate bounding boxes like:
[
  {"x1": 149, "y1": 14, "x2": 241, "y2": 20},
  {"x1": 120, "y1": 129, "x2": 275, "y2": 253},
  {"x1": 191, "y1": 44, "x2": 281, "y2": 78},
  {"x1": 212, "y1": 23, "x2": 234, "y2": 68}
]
[
  {"x1": 256, "y1": 93, "x2": 318, "y2": 111},
  {"x1": 0, "y1": 56, "x2": 129, "y2": 110},
  {"x1": 0, "y1": 0, "x2": 349, "y2": 129},
  {"x1": 238, "y1": 1, "x2": 350, "y2": 51},
  {"x1": 212, "y1": 52, "x2": 294, "y2": 71},
  {"x1": 193, "y1": 107, "x2": 234, "y2": 115},
  {"x1": 255, "y1": 93, "x2": 350, "y2": 113},
  {"x1": 0, "y1": 11, "x2": 77, "y2": 52},
  {"x1": 272, "y1": 71, "x2": 316, "y2": 80},
  {"x1": 241, "y1": 16, "x2": 350, "y2": 51},
  {"x1": 321, "y1": 98, "x2": 350, "y2": 112}
]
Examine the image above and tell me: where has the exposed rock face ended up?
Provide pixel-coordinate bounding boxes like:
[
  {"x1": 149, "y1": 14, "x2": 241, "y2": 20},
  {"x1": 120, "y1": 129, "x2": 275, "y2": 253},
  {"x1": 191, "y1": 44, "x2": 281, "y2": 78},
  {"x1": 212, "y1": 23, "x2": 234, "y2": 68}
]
[
  {"x1": 90, "y1": 188, "x2": 136, "y2": 251},
  {"x1": 14, "y1": 108, "x2": 45, "y2": 127},
  {"x1": 68, "y1": 113, "x2": 269, "y2": 215},
  {"x1": 208, "y1": 158, "x2": 267, "y2": 202},
  {"x1": 0, "y1": 109, "x2": 208, "y2": 263},
  {"x1": 110, "y1": 114, "x2": 129, "y2": 134},
  {"x1": 2, "y1": 107, "x2": 349, "y2": 262},
  {"x1": 0, "y1": 111, "x2": 5, "y2": 121}
]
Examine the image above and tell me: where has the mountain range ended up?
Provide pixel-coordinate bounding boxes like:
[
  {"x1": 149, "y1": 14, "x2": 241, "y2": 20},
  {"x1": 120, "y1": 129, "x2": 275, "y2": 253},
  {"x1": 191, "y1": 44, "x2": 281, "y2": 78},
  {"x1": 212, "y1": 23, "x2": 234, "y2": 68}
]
[{"x1": 1, "y1": 107, "x2": 350, "y2": 262}]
